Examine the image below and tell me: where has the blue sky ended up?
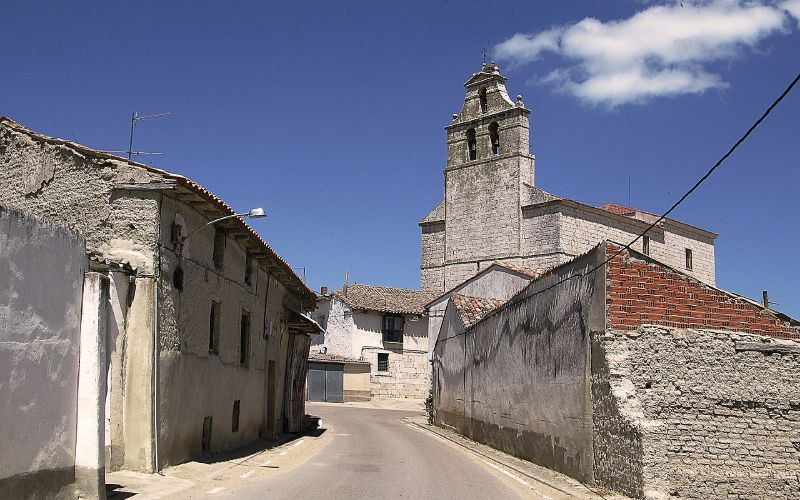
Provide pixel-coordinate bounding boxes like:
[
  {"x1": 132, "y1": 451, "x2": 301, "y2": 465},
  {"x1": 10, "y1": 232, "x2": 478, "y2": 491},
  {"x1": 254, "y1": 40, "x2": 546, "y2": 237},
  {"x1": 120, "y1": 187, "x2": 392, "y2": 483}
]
[{"x1": 2, "y1": 1, "x2": 799, "y2": 316}]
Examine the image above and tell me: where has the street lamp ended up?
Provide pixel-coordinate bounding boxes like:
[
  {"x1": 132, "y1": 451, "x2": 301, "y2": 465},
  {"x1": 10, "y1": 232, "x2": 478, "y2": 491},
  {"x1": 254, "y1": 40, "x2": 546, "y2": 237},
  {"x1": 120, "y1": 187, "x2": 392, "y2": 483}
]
[{"x1": 184, "y1": 207, "x2": 267, "y2": 241}]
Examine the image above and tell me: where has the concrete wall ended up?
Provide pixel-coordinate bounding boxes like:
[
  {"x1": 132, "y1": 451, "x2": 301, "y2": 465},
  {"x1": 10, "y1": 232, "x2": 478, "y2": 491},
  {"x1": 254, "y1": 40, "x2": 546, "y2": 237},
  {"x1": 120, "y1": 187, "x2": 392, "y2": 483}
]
[
  {"x1": 0, "y1": 206, "x2": 87, "y2": 498},
  {"x1": 343, "y1": 363, "x2": 371, "y2": 401},
  {"x1": 593, "y1": 326, "x2": 800, "y2": 499},
  {"x1": 432, "y1": 250, "x2": 605, "y2": 482}
]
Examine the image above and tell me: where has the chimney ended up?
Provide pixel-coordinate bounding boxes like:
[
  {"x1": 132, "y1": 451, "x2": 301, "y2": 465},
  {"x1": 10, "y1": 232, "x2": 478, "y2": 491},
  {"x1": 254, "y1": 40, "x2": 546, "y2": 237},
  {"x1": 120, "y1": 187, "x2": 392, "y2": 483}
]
[
  {"x1": 320, "y1": 286, "x2": 328, "y2": 296},
  {"x1": 762, "y1": 290, "x2": 769, "y2": 309}
]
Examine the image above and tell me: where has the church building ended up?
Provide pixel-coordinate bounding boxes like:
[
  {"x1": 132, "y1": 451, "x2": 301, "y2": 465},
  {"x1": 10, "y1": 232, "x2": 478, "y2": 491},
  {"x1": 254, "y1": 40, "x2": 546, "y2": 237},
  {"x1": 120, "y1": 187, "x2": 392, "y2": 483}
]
[{"x1": 420, "y1": 62, "x2": 717, "y2": 292}]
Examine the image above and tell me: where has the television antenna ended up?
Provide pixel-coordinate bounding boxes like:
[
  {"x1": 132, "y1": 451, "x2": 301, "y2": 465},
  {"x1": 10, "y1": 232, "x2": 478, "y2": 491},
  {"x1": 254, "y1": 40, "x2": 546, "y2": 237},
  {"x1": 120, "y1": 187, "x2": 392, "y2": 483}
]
[{"x1": 127, "y1": 111, "x2": 171, "y2": 160}]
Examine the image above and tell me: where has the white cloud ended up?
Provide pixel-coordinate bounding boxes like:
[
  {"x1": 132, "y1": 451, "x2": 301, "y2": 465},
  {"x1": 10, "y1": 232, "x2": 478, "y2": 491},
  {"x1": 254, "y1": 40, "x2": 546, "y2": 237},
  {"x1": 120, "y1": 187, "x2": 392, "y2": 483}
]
[{"x1": 494, "y1": 1, "x2": 798, "y2": 106}]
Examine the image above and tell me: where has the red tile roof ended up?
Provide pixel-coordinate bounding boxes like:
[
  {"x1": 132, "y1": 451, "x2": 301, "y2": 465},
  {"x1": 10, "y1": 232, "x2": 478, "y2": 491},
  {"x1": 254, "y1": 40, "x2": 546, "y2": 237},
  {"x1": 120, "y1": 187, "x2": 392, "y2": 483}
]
[{"x1": 452, "y1": 294, "x2": 506, "y2": 329}]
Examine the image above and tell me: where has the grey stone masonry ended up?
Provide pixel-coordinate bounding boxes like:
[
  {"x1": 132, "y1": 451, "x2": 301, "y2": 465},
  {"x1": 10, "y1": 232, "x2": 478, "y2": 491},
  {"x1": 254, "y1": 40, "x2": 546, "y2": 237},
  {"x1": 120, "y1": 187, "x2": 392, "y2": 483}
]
[{"x1": 420, "y1": 64, "x2": 717, "y2": 292}]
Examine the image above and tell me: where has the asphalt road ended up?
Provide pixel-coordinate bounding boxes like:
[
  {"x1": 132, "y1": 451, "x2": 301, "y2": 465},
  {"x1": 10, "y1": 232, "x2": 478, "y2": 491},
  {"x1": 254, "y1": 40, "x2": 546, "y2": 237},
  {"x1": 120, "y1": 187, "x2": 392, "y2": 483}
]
[{"x1": 222, "y1": 403, "x2": 541, "y2": 499}]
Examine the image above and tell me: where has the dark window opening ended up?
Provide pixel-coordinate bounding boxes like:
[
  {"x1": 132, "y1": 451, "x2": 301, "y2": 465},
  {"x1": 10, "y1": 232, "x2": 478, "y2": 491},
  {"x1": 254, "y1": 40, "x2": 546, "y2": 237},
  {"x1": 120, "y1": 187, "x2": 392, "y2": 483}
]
[
  {"x1": 213, "y1": 227, "x2": 226, "y2": 270},
  {"x1": 240, "y1": 310, "x2": 251, "y2": 366},
  {"x1": 201, "y1": 417, "x2": 212, "y2": 451},
  {"x1": 232, "y1": 401, "x2": 240, "y2": 432},
  {"x1": 244, "y1": 253, "x2": 254, "y2": 286},
  {"x1": 479, "y1": 87, "x2": 488, "y2": 113},
  {"x1": 209, "y1": 301, "x2": 221, "y2": 354},
  {"x1": 171, "y1": 221, "x2": 183, "y2": 245},
  {"x1": 466, "y1": 128, "x2": 477, "y2": 161},
  {"x1": 382, "y1": 314, "x2": 404, "y2": 343},
  {"x1": 642, "y1": 236, "x2": 650, "y2": 256},
  {"x1": 378, "y1": 353, "x2": 389, "y2": 372},
  {"x1": 172, "y1": 266, "x2": 184, "y2": 291},
  {"x1": 489, "y1": 122, "x2": 500, "y2": 155},
  {"x1": 685, "y1": 248, "x2": 693, "y2": 270}
]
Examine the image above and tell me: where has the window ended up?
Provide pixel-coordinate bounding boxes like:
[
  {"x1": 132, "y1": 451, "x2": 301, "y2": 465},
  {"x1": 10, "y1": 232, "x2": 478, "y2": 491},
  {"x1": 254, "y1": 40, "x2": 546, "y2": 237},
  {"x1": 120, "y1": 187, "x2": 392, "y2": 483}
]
[
  {"x1": 479, "y1": 87, "x2": 488, "y2": 113},
  {"x1": 171, "y1": 221, "x2": 184, "y2": 245},
  {"x1": 213, "y1": 227, "x2": 226, "y2": 270},
  {"x1": 382, "y1": 314, "x2": 404, "y2": 343},
  {"x1": 231, "y1": 400, "x2": 240, "y2": 432},
  {"x1": 489, "y1": 122, "x2": 500, "y2": 155},
  {"x1": 244, "y1": 253, "x2": 254, "y2": 286},
  {"x1": 209, "y1": 301, "x2": 221, "y2": 354},
  {"x1": 642, "y1": 236, "x2": 650, "y2": 256},
  {"x1": 172, "y1": 266, "x2": 184, "y2": 291},
  {"x1": 377, "y1": 353, "x2": 389, "y2": 372},
  {"x1": 240, "y1": 310, "x2": 250, "y2": 366},
  {"x1": 466, "y1": 128, "x2": 477, "y2": 161},
  {"x1": 685, "y1": 248, "x2": 693, "y2": 270}
]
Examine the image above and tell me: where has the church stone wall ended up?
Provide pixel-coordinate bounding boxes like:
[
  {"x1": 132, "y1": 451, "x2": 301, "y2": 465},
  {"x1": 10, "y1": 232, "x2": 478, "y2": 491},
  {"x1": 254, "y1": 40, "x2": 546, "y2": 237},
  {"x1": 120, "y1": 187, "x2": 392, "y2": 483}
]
[{"x1": 444, "y1": 156, "x2": 521, "y2": 263}]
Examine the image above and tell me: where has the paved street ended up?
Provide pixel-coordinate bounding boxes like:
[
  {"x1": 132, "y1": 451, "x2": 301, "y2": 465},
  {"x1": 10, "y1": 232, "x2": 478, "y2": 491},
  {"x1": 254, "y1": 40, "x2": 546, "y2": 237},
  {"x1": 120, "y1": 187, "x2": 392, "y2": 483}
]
[
  {"x1": 214, "y1": 403, "x2": 542, "y2": 499},
  {"x1": 119, "y1": 402, "x2": 570, "y2": 500},
  {"x1": 108, "y1": 401, "x2": 591, "y2": 499}
]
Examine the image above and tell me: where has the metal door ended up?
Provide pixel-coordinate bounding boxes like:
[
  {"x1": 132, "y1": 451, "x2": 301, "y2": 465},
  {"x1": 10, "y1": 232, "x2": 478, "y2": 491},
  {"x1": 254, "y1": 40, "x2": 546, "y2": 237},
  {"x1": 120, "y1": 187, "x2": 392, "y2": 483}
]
[
  {"x1": 307, "y1": 362, "x2": 327, "y2": 402},
  {"x1": 324, "y1": 364, "x2": 344, "y2": 403}
]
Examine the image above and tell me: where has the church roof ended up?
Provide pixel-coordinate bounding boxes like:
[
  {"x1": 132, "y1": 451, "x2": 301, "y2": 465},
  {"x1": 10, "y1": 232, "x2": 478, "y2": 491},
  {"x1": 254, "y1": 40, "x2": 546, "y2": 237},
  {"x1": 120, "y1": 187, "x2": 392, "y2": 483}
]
[
  {"x1": 452, "y1": 294, "x2": 506, "y2": 329},
  {"x1": 331, "y1": 284, "x2": 437, "y2": 316},
  {"x1": 420, "y1": 200, "x2": 445, "y2": 224}
]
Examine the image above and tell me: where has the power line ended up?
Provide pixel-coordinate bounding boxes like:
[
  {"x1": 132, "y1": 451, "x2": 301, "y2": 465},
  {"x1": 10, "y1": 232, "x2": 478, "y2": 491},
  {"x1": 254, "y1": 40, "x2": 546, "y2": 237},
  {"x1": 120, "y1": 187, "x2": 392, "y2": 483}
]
[{"x1": 436, "y1": 70, "x2": 800, "y2": 347}]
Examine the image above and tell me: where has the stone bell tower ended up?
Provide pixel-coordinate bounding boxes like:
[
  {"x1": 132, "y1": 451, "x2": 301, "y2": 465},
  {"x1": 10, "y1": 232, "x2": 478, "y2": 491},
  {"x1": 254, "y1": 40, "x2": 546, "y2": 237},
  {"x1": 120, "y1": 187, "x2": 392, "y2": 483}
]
[{"x1": 420, "y1": 62, "x2": 535, "y2": 291}]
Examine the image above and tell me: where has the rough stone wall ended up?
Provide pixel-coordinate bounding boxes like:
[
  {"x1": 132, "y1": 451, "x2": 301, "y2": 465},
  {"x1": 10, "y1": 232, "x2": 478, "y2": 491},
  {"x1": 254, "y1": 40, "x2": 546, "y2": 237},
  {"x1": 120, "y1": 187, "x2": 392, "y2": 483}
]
[
  {"x1": 605, "y1": 245, "x2": 798, "y2": 340},
  {"x1": 157, "y1": 195, "x2": 295, "y2": 466},
  {"x1": 593, "y1": 326, "x2": 800, "y2": 499},
  {"x1": 0, "y1": 122, "x2": 163, "y2": 274},
  {"x1": 369, "y1": 349, "x2": 429, "y2": 399},
  {"x1": 432, "y1": 250, "x2": 605, "y2": 482},
  {"x1": 0, "y1": 205, "x2": 87, "y2": 498}
]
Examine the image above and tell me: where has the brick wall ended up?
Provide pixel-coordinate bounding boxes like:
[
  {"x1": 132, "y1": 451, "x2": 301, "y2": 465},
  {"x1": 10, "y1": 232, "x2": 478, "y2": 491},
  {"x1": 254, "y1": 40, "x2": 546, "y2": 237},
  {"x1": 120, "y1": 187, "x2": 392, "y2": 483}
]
[{"x1": 606, "y1": 245, "x2": 799, "y2": 340}]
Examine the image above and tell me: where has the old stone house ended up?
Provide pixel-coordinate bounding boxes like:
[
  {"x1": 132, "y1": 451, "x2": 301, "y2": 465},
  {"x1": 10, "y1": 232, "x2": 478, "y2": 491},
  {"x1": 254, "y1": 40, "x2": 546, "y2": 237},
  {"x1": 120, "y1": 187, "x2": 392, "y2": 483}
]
[
  {"x1": 421, "y1": 62, "x2": 717, "y2": 292},
  {"x1": 433, "y1": 241, "x2": 800, "y2": 499},
  {"x1": 312, "y1": 284, "x2": 435, "y2": 399},
  {"x1": 0, "y1": 117, "x2": 320, "y2": 479}
]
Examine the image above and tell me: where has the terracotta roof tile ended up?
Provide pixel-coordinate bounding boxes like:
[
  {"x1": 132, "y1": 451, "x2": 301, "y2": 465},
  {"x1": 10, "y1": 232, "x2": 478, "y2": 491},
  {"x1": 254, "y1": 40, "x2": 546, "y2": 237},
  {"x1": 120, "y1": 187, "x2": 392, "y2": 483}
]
[
  {"x1": 452, "y1": 294, "x2": 506, "y2": 329},
  {"x1": 600, "y1": 203, "x2": 636, "y2": 216},
  {"x1": 334, "y1": 284, "x2": 437, "y2": 315}
]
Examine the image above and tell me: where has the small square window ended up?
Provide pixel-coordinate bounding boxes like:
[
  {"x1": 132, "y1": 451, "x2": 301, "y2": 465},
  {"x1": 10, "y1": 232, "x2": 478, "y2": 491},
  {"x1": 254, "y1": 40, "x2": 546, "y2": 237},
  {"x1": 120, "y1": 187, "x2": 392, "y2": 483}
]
[
  {"x1": 377, "y1": 353, "x2": 389, "y2": 372},
  {"x1": 685, "y1": 248, "x2": 693, "y2": 270},
  {"x1": 642, "y1": 236, "x2": 650, "y2": 256}
]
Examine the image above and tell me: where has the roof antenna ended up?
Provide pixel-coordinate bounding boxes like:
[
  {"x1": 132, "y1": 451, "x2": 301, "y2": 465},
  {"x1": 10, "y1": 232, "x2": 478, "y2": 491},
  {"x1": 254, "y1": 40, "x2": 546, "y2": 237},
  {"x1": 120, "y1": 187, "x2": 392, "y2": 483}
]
[
  {"x1": 127, "y1": 111, "x2": 171, "y2": 160},
  {"x1": 482, "y1": 46, "x2": 488, "y2": 64}
]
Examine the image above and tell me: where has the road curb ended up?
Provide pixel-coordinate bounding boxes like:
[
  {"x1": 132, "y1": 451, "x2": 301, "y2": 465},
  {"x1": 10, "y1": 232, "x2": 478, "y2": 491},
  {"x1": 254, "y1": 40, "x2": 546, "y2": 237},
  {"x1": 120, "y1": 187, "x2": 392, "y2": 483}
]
[{"x1": 406, "y1": 418, "x2": 616, "y2": 499}]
